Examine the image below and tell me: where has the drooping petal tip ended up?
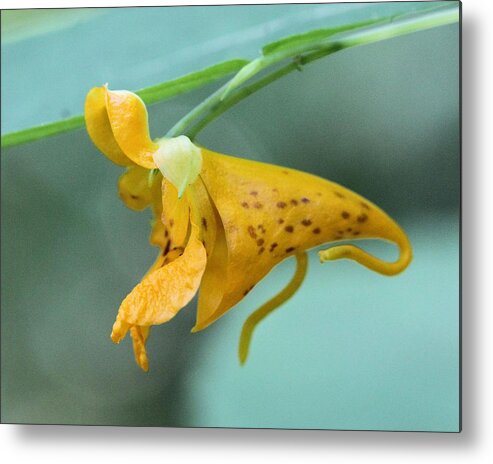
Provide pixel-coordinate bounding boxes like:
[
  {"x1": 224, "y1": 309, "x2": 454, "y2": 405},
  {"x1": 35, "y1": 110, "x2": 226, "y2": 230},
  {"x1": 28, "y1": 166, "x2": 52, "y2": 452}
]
[
  {"x1": 130, "y1": 326, "x2": 150, "y2": 372},
  {"x1": 111, "y1": 318, "x2": 130, "y2": 344}
]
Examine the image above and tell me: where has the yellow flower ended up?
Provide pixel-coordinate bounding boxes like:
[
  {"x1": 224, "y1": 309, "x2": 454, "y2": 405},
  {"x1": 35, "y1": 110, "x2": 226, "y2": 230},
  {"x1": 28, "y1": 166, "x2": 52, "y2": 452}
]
[{"x1": 85, "y1": 85, "x2": 412, "y2": 372}]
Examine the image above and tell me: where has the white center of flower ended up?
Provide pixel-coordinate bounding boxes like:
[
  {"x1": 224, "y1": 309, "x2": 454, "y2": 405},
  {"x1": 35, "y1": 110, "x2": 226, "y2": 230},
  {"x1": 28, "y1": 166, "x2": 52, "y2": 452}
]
[{"x1": 152, "y1": 136, "x2": 203, "y2": 197}]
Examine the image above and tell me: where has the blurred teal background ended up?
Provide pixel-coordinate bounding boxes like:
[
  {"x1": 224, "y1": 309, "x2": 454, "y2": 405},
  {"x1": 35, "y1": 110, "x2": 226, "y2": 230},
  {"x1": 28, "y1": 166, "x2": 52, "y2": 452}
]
[{"x1": 1, "y1": 3, "x2": 459, "y2": 431}]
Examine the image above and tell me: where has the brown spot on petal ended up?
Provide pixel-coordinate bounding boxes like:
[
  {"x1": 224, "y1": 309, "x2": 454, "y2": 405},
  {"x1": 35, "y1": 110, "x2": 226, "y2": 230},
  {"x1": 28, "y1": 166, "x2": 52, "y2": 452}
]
[
  {"x1": 360, "y1": 202, "x2": 371, "y2": 210},
  {"x1": 250, "y1": 191, "x2": 258, "y2": 196},
  {"x1": 334, "y1": 191, "x2": 345, "y2": 199},
  {"x1": 290, "y1": 199, "x2": 298, "y2": 206},
  {"x1": 169, "y1": 218, "x2": 174, "y2": 227},
  {"x1": 244, "y1": 286, "x2": 254, "y2": 295},
  {"x1": 256, "y1": 238, "x2": 265, "y2": 247},
  {"x1": 201, "y1": 217, "x2": 208, "y2": 230},
  {"x1": 278, "y1": 218, "x2": 285, "y2": 224},
  {"x1": 130, "y1": 194, "x2": 139, "y2": 200},
  {"x1": 269, "y1": 242, "x2": 278, "y2": 252},
  {"x1": 285, "y1": 247, "x2": 296, "y2": 253},
  {"x1": 248, "y1": 226, "x2": 257, "y2": 239},
  {"x1": 341, "y1": 211, "x2": 350, "y2": 219},
  {"x1": 258, "y1": 247, "x2": 265, "y2": 255},
  {"x1": 284, "y1": 225, "x2": 294, "y2": 233},
  {"x1": 164, "y1": 229, "x2": 169, "y2": 238},
  {"x1": 162, "y1": 240, "x2": 171, "y2": 256},
  {"x1": 253, "y1": 202, "x2": 263, "y2": 209},
  {"x1": 282, "y1": 170, "x2": 289, "y2": 175},
  {"x1": 241, "y1": 201, "x2": 249, "y2": 209},
  {"x1": 353, "y1": 231, "x2": 360, "y2": 236},
  {"x1": 357, "y1": 213, "x2": 368, "y2": 223},
  {"x1": 313, "y1": 227, "x2": 321, "y2": 234},
  {"x1": 277, "y1": 201, "x2": 287, "y2": 209},
  {"x1": 301, "y1": 197, "x2": 310, "y2": 204},
  {"x1": 301, "y1": 219, "x2": 312, "y2": 226}
]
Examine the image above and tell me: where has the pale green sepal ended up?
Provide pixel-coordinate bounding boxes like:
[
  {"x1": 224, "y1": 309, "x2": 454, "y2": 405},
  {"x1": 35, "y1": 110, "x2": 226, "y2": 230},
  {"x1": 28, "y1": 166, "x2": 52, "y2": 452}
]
[{"x1": 152, "y1": 136, "x2": 202, "y2": 198}]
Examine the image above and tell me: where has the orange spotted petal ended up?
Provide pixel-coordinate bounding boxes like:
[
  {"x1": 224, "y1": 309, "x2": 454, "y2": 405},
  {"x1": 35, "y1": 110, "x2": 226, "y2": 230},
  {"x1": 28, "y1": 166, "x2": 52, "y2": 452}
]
[
  {"x1": 104, "y1": 87, "x2": 158, "y2": 169},
  {"x1": 188, "y1": 177, "x2": 218, "y2": 258},
  {"x1": 193, "y1": 149, "x2": 412, "y2": 331},
  {"x1": 111, "y1": 218, "x2": 207, "y2": 332},
  {"x1": 161, "y1": 178, "x2": 191, "y2": 253},
  {"x1": 85, "y1": 86, "x2": 134, "y2": 167},
  {"x1": 146, "y1": 176, "x2": 191, "y2": 276},
  {"x1": 194, "y1": 209, "x2": 228, "y2": 332},
  {"x1": 117, "y1": 169, "x2": 168, "y2": 277}
]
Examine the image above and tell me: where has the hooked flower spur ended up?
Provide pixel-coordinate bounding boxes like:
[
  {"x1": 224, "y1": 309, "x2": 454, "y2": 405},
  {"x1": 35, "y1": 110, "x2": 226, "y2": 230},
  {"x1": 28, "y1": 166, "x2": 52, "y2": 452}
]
[{"x1": 85, "y1": 85, "x2": 412, "y2": 371}]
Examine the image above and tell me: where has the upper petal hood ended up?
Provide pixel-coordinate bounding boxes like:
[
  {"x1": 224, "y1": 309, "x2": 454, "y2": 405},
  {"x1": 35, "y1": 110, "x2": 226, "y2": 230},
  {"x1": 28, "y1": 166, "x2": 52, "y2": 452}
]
[
  {"x1": 85, "y1": 86, "x2": 157, "y2": 169},
  {"x1": 85, "y1": 86, "x2": 134, "y2": 167}
]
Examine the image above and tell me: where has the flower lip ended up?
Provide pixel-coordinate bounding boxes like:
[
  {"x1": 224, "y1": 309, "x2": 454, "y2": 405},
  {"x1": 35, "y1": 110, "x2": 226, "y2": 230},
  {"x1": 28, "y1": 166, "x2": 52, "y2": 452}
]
[{"x1": 152, "y1": 135, "x2": 203, "y2": 198}]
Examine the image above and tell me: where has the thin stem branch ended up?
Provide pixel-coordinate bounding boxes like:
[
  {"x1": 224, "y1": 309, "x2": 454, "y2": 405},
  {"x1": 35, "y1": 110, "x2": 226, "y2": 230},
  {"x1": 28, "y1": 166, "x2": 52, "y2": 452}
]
[
  {"x1": 165, "y1": 82, "x2": 231, "y2": 138},
  {"x1": 185, "y1": 48, "x2": 335, "y2": 140},
  {"x1": 1, "y1": 59, "x2": 248, "y2": 149},
  {"x1": 169, "y1": 4, "x2": 458, "y2": 139},
  {"x1": 2, "y1": 4, "x2": 458, "y2": 149}
]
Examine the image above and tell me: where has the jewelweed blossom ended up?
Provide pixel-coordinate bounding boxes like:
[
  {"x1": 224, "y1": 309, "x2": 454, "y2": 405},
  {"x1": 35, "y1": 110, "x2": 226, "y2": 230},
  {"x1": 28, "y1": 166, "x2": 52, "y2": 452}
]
[{"x1": 85, "y1": 85, "x2": 412, "y2": 371}]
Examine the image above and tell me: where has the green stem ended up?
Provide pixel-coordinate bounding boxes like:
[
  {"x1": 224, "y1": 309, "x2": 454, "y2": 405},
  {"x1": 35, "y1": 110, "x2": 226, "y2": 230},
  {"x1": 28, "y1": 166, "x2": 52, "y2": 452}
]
[
  {"x1": 1, "y1": 59, "x2": 248, "y2": 149},
  {"x1": 1, "y1": 4, "x2": 458, "y2": 149},
  {"x1": 186, "y1": 48, "x2": 335, "y2": 140},
  {"x1": 336, "y1": 5, "x2": 458, "y2": 49},
  {"x1": 170, "y1": 4, "x2": 459, "y2": 138},
  {"x1": 1, "y1": 115, "x2": 85, "y2": 149},
  {"x1": 165, "y1": 82, "x2": 231, "y2": 138}
]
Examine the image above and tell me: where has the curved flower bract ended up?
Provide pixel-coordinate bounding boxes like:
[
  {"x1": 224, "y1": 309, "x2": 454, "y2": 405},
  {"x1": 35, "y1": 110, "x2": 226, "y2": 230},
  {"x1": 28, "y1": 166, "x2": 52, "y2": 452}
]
[{"x1": 85, "y1": 85, "x2": 413, "y2": 371}]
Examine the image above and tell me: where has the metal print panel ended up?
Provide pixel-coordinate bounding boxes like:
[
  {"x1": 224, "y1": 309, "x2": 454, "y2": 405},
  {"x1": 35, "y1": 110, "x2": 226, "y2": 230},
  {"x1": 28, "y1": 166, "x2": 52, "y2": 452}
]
[{"x1": 1, "y1": 1, "x2": 460, "y2": 431}]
